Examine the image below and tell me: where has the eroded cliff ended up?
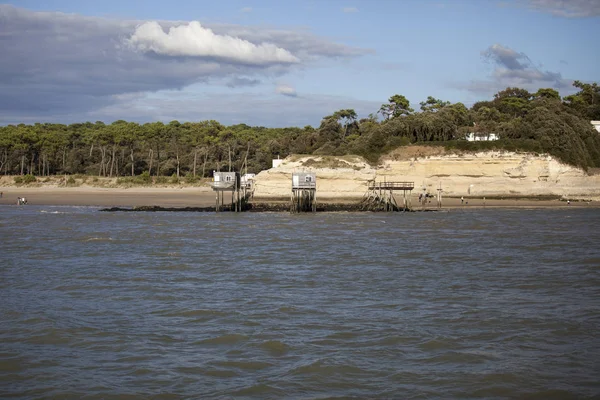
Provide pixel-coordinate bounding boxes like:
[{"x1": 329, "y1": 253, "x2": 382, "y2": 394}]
[{"x1": 253, "y1": 148, "x2": 600, "y2": 201}]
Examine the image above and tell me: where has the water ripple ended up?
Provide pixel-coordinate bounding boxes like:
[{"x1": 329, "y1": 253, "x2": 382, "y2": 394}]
[{"x1": 1, "y1": 206, "x2": 600, "y2": 398}]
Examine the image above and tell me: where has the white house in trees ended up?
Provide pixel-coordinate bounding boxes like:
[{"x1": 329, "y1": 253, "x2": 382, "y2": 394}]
[
  {"x1": 465, "y1": 132, "x2": 499, "y2": 141},
  {"x1": 592, "y1": 121, "x2": 600, "y2": 133}
]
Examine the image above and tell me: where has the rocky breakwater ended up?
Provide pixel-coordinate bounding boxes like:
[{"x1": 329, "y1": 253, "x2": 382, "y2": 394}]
[{"x1": 253, "y1": 148, "x2": 600, "y2": 201}]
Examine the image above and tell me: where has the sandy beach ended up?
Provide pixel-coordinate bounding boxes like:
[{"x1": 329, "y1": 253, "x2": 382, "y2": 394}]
[
  {"x1": 0, "y1": 186, "x2": 217, "y2": 207},
  {"x1": 1, "y1": 185, "x2": 596, "y2": 209}
]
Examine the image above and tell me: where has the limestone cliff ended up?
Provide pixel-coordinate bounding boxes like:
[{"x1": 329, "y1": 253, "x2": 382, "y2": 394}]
[{"x1": 252, "y1": 148, "x2": 600, "y2": 201}]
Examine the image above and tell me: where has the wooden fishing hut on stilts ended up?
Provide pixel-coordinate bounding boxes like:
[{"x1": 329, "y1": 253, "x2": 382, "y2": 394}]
[
  {"x1": 291, "y1": 172, "x2": 316, "y2": 213},
  {"x1": 211, "y1": 171, "x2": 242, "y2": 212},
  {"x1": 240, "y1": 173, "x2": 255, "y2": 202},
  {"x1": 361, "y1": 180, "x2": 414, "y2": 211}
]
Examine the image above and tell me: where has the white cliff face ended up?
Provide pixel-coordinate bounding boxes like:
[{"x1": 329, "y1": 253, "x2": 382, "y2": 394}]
[
  {"x1": 379, "y1": 151, "x2": 598, "y2": 197},
  {"x1": 253, "y1": 156, "x2": 377, "y2": 200},
  {"x1": 253, "y1": 150, "x2": 600, "y2": 200}
]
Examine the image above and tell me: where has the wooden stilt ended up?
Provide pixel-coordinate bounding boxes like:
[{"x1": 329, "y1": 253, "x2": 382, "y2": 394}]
[{"x1": 361, "y1": 181, "x2": 414, "y2": 211}]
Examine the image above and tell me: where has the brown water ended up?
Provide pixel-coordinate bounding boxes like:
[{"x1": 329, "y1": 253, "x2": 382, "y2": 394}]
[{"x1": 1, "y1": 206, "x2": 599, "y2": 399}]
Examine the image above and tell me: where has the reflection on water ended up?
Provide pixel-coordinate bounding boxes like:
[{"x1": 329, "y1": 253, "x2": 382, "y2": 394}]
[{"x1": 1, "y1": 206, "x2": 599, "y2": 398}]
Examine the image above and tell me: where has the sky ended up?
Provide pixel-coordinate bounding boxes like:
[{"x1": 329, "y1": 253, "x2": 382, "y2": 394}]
[{"x1": 1, "y1": 0, "x2": 599, "y2": 127}]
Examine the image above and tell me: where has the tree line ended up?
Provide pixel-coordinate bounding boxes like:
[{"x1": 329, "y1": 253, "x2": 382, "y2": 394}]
[{"x1": 1, "y1": 81, "x2": 599, "y2": 179}]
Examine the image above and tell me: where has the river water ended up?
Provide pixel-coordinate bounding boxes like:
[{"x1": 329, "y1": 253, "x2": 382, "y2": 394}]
[{"x1": 1, "y1": 206, "x2": 599, "y2": 399}]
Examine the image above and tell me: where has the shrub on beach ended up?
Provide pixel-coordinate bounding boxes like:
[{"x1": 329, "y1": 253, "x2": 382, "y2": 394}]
[
  {"x1": 184, "y1": 174, "x2": 200, "y2": 184},
  {"x1": 14, "y1": 174, "x2": 37, "y2": 185},
  {"x1": 116, "y1": 171, "x2": 153, "y2": 186},
  {"x1": 66, "y1": 176, "x2": 78, "y2": 186}
]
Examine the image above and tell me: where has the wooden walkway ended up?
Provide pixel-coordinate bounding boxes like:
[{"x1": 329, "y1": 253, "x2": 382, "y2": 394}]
[
  {"x1": 368, "y1": 181, "x2": 415, "y2": 191},
  {"x1": 362, "y1": 181, "x2": 415, "y2": 211}
]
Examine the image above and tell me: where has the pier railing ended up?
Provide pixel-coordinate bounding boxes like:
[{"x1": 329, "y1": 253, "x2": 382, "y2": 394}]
[
  {"x1": 368, "y1": 181, "x2": 415, "y2": 191},
  {"x1": 292, "y1": 181, "x2": 317, "y2": 189}
]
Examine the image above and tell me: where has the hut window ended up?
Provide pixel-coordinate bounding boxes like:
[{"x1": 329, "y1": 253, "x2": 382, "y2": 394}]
[
  {"x1": 226, "y1": 176, "x2": 231, "y2": 182},
  {"x1": 305, "y1": 176, "x2": 312, "y2": 182}
]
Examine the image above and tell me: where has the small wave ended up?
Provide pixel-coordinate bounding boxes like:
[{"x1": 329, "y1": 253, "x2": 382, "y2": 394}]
[
  {"x1": 373, "y1": 335, "x2": 411, "y2": 346},
  {"x1": 201, "y1": 369, "x2": 239, "y2": 378},
  {"x1": 418, "y1": 338, "x2": 460, "y2": 351},
  {"x1": 259, "y1": 340, "x2": 290, "y2": 356},
  {"x1": 40, "y1": 210, "x2": 67, "y2": 214},
  {"x1": 132, "y1": 368, "x2": 154, "y2": 376},
  {"x1": 229, "y1": 383, "x2": 283, "y2": 397},
  {"x1": 277, "y1": 306, "x2": 299, "y2": 313},
  {"x1": 84, "y1": 237, "x2": 114, "y2": 242},
  {"x1": 116, "y1": 355, "x2": 151, "y2": 363},
  {"x1": 214, "y1": 360, "x2": 273, "y2": 370},
  {"x1": 197, "y1": 333, "x2": 248, "y2": 346},
  {"x1": 420, "y1": 350, "x2": 495, "y2": 364},
  {"x1": 163, "y1": 263, "x2": 190, "y2": 270},
  {"x1": 289, "y1": 360, "x2": 366, "y2": 377},
  {"x1": 25, "y1": 330, "x2": 72, "y2": 345},
  {"x1": 52, "y1": 284, "x2": 86, "y2": 291},
  {"x1": 514, "y1": 389, "x2": 578, "y2": 399},
  {"x1": 326, "y1": 331, "x2": 361, "y2": 340},
  {"x1": 155, "y1": 309, "x2": 227, "y2": 319},
  {"x1": 176, "y1": 366, "x2": 239, "y2": 378}
]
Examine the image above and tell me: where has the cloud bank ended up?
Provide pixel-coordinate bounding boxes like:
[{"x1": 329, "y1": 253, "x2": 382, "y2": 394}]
[{"x1": 0, "y1": 5, "x2": 373, "y2": 125}]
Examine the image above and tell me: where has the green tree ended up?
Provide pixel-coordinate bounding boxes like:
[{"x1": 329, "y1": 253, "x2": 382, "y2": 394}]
[
  {"x1": 563, "y1": 80, "x2": 600, "y2": 120},
  {"x1": 419, "y1": 96, "x2": 450, "y2": 112},
  {"x1": 493, "y1": 87, "x2": 532, "y2": 118},
  {"x1": 379, "y1": 94, "x2": 413, "y2": 119},
  {"x1": 534, "y1": 88, "x2": 561, "y2": 101}
]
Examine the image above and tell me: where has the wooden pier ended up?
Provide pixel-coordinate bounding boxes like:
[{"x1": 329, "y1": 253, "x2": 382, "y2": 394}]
[{"x1": 361, "y1": 181, "x2": 414, "y2": 211}]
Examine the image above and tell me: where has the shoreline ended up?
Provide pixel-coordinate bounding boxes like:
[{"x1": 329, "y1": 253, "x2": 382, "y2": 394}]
[{"x1": 1, "y1": 186, "x2": 597, "y2": 209}]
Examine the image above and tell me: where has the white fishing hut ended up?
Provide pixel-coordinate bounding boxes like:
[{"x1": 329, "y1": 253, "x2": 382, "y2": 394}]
[
  {"x1": 291, "y1": 171, "x2": 317, "y2": 212},
  {"x1": 211, "y1": 171, "x2": 241, "y2": 212}
]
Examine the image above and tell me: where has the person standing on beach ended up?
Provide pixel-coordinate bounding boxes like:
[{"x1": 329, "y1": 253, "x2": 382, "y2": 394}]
[{"x1": 461, "y1": 196, "x2": 464, "y2": 204}]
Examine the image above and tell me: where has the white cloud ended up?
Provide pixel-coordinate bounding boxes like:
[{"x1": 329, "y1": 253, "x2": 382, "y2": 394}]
[
  {"x1": 239, "y1": 7, "x2": 252, "y2": 13},
  {"x1": 128, "y1": 21, "x2": 300, "y2": 65},
  {"x1": 275, "y1": 84, "x2": 297, "y2": 97},
  {"x1": 342, "y1": 7, "x2": 359, "y2": 13}
]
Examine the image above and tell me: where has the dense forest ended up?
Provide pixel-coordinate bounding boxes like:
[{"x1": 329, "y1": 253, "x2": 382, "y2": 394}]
[{"x1": 1, "y1": 81, "x2": 599, "y2": 181}]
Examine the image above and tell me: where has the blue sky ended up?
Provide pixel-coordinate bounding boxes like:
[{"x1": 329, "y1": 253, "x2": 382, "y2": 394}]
[{"x1": 1, "y1": 0, "x2": 599, "y2": 126}]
